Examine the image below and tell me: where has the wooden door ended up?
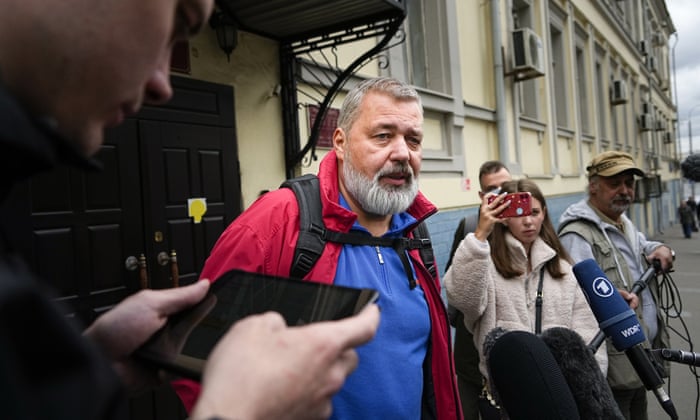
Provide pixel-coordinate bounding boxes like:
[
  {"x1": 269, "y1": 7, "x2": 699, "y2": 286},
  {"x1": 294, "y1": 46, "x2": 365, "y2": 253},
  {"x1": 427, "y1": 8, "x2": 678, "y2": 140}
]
[{"x1": 6, "y1": 76, "x2": 240, "y2": 419}]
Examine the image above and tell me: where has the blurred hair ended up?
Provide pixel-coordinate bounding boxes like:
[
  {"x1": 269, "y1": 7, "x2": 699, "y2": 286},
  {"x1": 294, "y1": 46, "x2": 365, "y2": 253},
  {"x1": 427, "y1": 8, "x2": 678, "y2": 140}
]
[
  {"x1": 489, "y1": 179, "x2": 572, "y2": 278},
  {"x1": 337, "y1": 77, "x2": 422, "y2": 134},
  {"x1": 478, "y1": 161, "x2": 509, "y2": 182}
]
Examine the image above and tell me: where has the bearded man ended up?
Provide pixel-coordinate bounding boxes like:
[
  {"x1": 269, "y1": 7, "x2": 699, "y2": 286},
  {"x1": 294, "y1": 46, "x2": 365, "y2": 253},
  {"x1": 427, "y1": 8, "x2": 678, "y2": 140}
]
[
  {"x1": 173, "y1": 77, "x2": 462, "y2": 420},
  {"x1": 558, "y1": 151, "x2": 674, "y2": 420}
]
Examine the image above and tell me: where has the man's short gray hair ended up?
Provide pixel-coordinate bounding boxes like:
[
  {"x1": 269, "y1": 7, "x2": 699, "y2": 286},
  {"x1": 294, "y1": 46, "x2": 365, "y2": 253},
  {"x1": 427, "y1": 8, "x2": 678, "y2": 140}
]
[{"x1": 337, "y1": 77, "x2": 422, "y2": 133}]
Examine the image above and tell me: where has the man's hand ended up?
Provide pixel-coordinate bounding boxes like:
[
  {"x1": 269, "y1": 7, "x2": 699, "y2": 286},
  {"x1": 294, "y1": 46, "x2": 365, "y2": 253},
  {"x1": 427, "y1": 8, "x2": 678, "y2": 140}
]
[
  {"x1": 191, "y1": 304, "x2": 380, "y2": 420},
  {"x1": 646, "y1": 246, "x2": 674, "y2": 273},
  {"x1": 84, "y1": 280, "x2": 211, "y2": 392},
  {"x1": 619, "y1": 289, "x2": 639, "y2": 310}
]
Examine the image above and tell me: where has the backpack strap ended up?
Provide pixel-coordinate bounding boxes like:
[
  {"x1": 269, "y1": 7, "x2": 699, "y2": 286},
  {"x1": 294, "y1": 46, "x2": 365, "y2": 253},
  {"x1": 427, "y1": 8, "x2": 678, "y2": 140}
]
[
  {"x1": 414, "y1": 221, "x2": 437, "y2": 280},
  {"x1": 280, "y1": 174, "x2": 326, "y2": 279},
  {"x1": 281, "y1": 174, "x2": 437, "y2": 288}
]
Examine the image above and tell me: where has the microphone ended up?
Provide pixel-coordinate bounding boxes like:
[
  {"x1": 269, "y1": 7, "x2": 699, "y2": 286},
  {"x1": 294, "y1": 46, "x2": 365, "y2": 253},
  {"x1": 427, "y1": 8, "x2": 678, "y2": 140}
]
[
  {"x1": 573, "y1": 259, "x2": 678, "y2": 420},
  {"x1": 486, "y1": 330, "x2": 580, "y2": 420},
  {"x1": 540, "y1": 327, "x2": 623, "y2": 420},
  {"x1": 651, "y1": 348, "x2": 700, "y2": 367},
  {"x1": 588, "y1": 262, "x2": 658, "y2": 351}
]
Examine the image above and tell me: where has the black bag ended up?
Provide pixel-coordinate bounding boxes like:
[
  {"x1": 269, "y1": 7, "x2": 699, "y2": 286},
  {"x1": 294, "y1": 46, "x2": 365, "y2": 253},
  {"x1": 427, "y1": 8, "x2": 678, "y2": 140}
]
[{"x1": 478, "y1": 386, "x2": 502, "y2": 420}]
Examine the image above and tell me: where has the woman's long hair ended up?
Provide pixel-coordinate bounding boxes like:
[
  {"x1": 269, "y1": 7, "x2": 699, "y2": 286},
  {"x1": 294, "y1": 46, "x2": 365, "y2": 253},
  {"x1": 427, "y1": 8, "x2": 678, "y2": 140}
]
[{"x1": 488, "y1": 179, "x2": 572, "y2": 278}]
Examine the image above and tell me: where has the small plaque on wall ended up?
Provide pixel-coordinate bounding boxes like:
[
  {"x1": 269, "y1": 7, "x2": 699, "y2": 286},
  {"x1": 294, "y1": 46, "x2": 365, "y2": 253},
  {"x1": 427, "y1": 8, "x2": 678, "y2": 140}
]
[
  {"x1": 307, "y1": 104, "x2": 339, "y2": 148},
  {"x1": 170, "y1": 41, "x2": 191, "y2": 74}
]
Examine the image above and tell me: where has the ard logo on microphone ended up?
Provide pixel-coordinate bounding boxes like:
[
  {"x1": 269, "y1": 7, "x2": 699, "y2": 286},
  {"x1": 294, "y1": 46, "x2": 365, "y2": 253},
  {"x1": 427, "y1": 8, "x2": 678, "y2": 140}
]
[{"x1": 592, "y1": 276, "x2": 614, "y2": 298}]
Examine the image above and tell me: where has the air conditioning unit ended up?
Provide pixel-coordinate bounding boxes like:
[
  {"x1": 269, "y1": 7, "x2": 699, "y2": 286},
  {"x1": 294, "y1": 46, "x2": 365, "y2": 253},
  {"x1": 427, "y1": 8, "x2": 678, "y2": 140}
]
[
  {"x1": 639, "y1": 39, "x2": 649, "y2": 56},
  {"x1": 639, "y1": 114, "x2": 652, "y2": 131},
  {"x1": 610, "y1": 80, "x2": 628, "y2": 105},
  {"x1": 511, "y1": 28, "x2": 545, "y2": 81},
  {"x1": 655, "y1": 119, "x2": 665, "y2": 131},
  {"x1": 634, "y1": 177, "x2": 647, "y2": 202},
  {"x1": 645, "y1": 174, "x2": 662, "y2": 197}
]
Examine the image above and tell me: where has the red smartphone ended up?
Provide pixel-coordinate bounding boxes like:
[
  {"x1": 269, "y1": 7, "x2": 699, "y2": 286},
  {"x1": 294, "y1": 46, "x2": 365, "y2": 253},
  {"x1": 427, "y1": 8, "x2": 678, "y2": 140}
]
[{"x1": 488, "y1": 192, "x2": 533, "y2": 218}]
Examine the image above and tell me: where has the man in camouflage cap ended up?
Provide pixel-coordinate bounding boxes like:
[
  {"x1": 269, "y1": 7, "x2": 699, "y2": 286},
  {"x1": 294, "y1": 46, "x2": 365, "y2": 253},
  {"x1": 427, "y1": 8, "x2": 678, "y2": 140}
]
[{"x1": 557, "y1": 150, "x2": 674, "y2": 420}]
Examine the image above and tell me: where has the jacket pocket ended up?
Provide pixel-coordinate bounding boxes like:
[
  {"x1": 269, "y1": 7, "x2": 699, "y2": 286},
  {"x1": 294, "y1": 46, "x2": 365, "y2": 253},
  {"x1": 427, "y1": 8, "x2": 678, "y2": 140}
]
[{"x1": 606, "y1": 339, "x2": 644, "y2": 390}]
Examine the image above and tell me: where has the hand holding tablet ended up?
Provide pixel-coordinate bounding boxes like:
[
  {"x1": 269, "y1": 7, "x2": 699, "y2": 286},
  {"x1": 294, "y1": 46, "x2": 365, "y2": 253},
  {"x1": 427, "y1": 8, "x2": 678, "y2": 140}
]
[{"x1": 137, "y1": 269, "x2": 379, "y2": 379}]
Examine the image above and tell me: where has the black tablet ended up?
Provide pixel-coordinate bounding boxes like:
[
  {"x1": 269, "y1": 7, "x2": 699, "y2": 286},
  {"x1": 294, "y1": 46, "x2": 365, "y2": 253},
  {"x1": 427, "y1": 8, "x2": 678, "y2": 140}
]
[{"x1": 136, "y1": 269, "x2": 379, "y2": 380}]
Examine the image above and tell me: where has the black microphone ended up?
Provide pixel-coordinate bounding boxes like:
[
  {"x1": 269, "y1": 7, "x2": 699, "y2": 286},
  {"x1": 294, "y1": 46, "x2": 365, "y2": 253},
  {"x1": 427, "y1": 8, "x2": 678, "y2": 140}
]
[
  {"x1": 573, "y1": 259, "x2": 678, "y2": 420},
  {"x1": 651, "y1": 348, "x2": 700, "y2": 367},
  {"x1": 486, "y1": 329, "x2": 580, "y2": 420},
  {"x1": 540, "y1": 327, "x2": 623, "y2": 420}
]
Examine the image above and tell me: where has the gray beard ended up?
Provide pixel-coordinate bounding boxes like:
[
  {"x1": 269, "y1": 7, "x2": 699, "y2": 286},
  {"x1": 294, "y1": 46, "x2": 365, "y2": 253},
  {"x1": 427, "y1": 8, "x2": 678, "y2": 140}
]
[
  {"x1": 342, "y1": 160, "x2": 418, "y2": 217},
  {"x1": 610, "y1": 195, "x2": 631, "y2": 215}
]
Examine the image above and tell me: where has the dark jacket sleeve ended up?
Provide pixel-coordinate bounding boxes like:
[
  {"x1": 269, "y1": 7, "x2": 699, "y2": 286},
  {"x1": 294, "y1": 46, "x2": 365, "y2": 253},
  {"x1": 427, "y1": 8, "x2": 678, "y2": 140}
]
[
  {"x1": 0, "y1": 254, "x2": 126, "y2": 420},
  {"x1": 445, "y1": 217, "x2": 468, "y2": 271}
]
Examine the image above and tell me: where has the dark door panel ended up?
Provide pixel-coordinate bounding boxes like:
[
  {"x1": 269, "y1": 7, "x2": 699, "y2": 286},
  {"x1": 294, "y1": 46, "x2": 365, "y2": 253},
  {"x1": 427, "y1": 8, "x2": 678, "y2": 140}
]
[
  {"x1": 140, "y1": 120, "x2": 240, "y2": 289},
  {"x1": 28, "y1": 120, "x2": 144, "y2": 323},
  {"x1": 6, "y1": 76, "x2": 240, "y2": 419}
]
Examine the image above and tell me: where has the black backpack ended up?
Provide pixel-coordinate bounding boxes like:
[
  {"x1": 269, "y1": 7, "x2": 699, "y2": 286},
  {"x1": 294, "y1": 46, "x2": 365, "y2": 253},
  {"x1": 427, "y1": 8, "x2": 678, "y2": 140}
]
[{"x1": 280, "y1": 174, "x2": 437, "y2": 288}]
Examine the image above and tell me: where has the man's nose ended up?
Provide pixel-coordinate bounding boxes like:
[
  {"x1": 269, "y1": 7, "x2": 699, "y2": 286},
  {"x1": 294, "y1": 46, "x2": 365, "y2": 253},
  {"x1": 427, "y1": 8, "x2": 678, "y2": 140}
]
[
  {"x1": 390, "y1": 137, "x2": 411, "y2": 161},
  {"x1": 144, "y1": 54, "x2": 173, "y2": 105}
]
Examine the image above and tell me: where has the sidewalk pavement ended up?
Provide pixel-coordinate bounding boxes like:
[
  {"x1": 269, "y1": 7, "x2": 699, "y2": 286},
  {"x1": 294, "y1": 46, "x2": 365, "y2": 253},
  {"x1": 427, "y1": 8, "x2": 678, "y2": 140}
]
[
  {"x1": 650, "y1": 222, "x2": 700, "y2": 274},
  {"x1": 648, "y1": 223, "x2": 700, "y2": 420}
]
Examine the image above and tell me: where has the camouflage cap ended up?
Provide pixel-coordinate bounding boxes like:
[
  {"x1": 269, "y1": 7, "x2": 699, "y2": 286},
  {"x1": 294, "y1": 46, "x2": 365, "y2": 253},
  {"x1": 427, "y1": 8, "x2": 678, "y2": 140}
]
[{"x1": 586, "y1": 151, "x2": 644, "y2": 178}]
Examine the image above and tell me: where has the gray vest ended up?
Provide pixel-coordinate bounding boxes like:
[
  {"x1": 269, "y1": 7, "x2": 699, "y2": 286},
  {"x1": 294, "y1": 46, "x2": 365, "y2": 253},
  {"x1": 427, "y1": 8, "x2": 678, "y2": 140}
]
[{"x1": 559, "y1": 219, "x2": 670, "y2": 389}]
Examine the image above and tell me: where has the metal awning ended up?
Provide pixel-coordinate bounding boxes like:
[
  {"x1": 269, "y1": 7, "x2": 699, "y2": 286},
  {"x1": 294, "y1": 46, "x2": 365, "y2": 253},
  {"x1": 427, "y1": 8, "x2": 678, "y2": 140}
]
[
  {"x1": 216, "y1": 0, "x2": 405, "y2": 46},
  {"x1": 215, "y1": 0, "x2": 406, "y2": 177}
]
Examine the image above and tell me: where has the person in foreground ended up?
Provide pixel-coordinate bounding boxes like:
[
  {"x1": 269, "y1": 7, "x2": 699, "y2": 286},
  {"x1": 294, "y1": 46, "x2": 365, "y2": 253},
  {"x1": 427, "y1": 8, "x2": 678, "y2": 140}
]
[
  {"x1": 445, "y1": 160, "x2": 511, "y2": 419},
  {"x1": 558, "y1": 151, "x2": 673, "y2": 420},
  {"x1": 444, "y1": 179, "x2": 606, "y2": 419},
  {"x1": 0, "y1": 0, "x2": 379, "y2": 419},
  {"x1": 173, "y1": 77, "x2": 462, "y2": 419}
]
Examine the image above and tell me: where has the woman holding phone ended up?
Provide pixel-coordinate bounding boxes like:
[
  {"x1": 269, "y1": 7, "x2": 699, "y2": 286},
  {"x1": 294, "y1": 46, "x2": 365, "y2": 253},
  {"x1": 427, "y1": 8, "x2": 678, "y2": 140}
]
[{"x1": 443, "y1": 179, "x2": 606, "y2": 419}]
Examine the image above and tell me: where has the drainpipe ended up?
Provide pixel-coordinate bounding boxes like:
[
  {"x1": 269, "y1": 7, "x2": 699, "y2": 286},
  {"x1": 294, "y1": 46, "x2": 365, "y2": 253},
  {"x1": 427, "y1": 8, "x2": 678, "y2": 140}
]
[
  {"x1": 671, "y1": 32, "x2": 681, "y2": 206},
  {"x1": 491, "y1": 0, "x2": 509, "y2": 164}
]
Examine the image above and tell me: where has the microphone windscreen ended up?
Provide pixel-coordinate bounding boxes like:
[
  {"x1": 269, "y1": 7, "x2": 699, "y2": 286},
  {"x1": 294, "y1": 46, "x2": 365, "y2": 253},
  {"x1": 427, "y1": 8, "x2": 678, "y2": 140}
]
[
  {"x1": 488, "y1": 330, "x2": 580, "y2": 420},
  {"x1": 541, "y1": 327, "x2": 623, "y2": 420},
  {"x1": 482, "y1": 326, "x2": 509, "y2": 364},
  {"x1": 572, "y1": 259, "x2": 645, "y2": 351}
]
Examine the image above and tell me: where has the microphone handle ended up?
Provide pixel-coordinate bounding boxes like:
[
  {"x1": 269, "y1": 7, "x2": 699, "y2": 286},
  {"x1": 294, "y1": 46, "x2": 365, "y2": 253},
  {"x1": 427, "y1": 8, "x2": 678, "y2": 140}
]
[
  {"x1": 588, "y1": 264, "x2": 658, "y2": 352},
  {"x1": 626, "y1": 345, "x2": 678, "y2": 420}
]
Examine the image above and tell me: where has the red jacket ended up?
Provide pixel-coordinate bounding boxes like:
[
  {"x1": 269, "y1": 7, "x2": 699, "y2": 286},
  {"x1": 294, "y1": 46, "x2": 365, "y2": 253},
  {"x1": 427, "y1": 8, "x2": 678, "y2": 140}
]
[{"x1": 174, "y1": 153, "x2": 462, "y2": 419}]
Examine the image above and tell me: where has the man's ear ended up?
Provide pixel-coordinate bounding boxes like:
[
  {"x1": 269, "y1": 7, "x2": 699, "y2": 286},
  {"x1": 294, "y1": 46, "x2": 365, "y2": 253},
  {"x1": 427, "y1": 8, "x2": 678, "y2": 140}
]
[
  {"x1": 333, "y1": 128, "x2": 346, "y2": 158},
  {"x1": 588, "y1": 180, "x2": 598, "y2": 195}
]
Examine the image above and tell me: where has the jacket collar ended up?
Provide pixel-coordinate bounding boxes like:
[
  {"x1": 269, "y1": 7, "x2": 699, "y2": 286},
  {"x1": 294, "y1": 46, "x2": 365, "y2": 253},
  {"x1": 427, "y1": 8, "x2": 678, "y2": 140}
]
[
  {"x1": 0, "y1": 83, "x2": 101, "y2": 201},
  {"x1": 505, "y1": 232, "x2": 556, "y2": 274}
]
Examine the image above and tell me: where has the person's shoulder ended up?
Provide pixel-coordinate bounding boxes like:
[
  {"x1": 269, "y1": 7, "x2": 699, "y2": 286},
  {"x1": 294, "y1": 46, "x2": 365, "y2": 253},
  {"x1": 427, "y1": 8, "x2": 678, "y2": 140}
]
[
  {"x1": 232, "y1": 188, "x2": 299, "y2": 230},
  {"x1": 461, "y1": 213, "x2": 479, "y2": 233}
]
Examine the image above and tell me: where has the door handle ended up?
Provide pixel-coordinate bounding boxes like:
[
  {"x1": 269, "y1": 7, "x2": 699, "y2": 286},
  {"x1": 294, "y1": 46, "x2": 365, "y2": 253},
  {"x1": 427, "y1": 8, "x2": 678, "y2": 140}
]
[
  {"x1": 125, "y1": 254, "x2": 149, "y2": 289},
  {"x1": 157, "y1": 251, "x2": 170, "y2": 266},
  {"x1": 138, "y1": 254, "x2": 148, "y2": 289},
  {"x1": 170, "y1": 250, "x2": 180, "y2": 288},
  {"x1": 156, "y1": 250, "x2": 180, "y2": 287},
  {"x1": 125, "y1": 255, "x2": 139, "y2": 271}
]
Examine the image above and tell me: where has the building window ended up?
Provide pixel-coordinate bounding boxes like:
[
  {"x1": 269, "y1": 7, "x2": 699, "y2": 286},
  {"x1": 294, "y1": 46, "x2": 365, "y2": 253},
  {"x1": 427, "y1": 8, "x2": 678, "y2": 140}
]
[
  {"x1": 575, "y1": 45, "x2": 591, "y2": 134},
  {"x1": 513, "y1": 0, "x2": 540, "y2": 120},
  {"x1": 550, "y1": 24, "x2": 569, "y2": 128},
  {"x1": 403, "y1": 0, "x2": 451, "y2": 93},
  {"x1": 595, "y1": 50, "x2": 608, "y2": 145}
]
